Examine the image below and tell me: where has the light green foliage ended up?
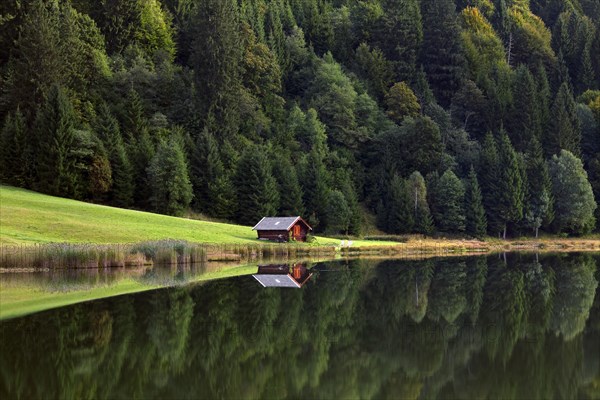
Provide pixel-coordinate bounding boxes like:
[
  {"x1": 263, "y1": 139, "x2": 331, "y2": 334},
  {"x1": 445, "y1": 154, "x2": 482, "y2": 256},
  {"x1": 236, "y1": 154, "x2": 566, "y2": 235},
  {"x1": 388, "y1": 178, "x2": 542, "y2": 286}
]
[
  {"x1": 548, "y1": 150, "x2": 597, "y2": 234},
  {"x1": 385, "y1": 82, "x2": 421, "y2": 123},
  {"x1": 460, "y1": 7, "x2": 508, "y2": 83},
  {"x1": 324, "y1": 189, "x2": 351, "y2": 234},
  {"x1": 509, "y1": 3, "x2": 556, "y2": 68},
  {"x1": 148, "y1": 137, "x2": 193, "y2": 216},
  {"x1": 407, "y1": 171, "x2": 434, "y2": 234}
]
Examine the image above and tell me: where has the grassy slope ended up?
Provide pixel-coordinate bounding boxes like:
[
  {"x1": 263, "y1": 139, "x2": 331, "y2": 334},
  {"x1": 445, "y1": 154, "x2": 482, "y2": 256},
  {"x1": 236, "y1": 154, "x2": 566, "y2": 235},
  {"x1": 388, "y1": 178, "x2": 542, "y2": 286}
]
[{"x1": 0, "y1": 185, "x2": 394, "y2": 246}]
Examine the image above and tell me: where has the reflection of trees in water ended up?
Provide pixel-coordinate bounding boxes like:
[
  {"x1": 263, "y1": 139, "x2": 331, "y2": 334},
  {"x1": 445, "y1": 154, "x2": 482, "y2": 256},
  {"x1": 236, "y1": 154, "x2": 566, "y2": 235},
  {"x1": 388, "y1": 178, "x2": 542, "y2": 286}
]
[{"x1": 0, "y1": 254, "x2": 598, "y2": 399}]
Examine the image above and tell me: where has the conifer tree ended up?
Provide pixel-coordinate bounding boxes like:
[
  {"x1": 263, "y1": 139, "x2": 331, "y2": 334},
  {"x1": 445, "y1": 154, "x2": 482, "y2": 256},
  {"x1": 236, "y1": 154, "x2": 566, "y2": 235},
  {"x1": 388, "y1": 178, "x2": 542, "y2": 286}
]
[
  {"x1": 465, "y1": 166, "x2": 487, "y2": 238},
  {"x1": 430, "y1": 170, "x2": 466, "y2": 233},
  {"x1": 96, "y1": 103, "x2": 133, "y2": 207},
  {"x1": 33, "y1": 85, "x2": 80, "y2": 198},
  {"x1": 0, "y1": 109, "x2": 27, "y2": 186},
  {"x1": 547, "y1": 82, "x2": 581, "y2": 157},
  {"x1": 496, "y1": 132, "x2": 525, "y2": 239},
  {"x1": 480, "y1": 132, "x2": 503, "y2": 236},
  {"x1": 300, "y1": 148, "x2": 330, "y2": 230},
  {"x1": 508, "y1": 65, "x2": 542, "y2": 152},
  {"x1": 387, "y1": 174, "x2": 414, "y2": 234},
  {"x1": 190, "y1": 129, "x2": 235, "y2": 219},
  {"x1": 234, "y1": 147, "x2": 280, "y2": 226},
  {"x1": 323, "y1": 190, "x2": 351, "y2": 235},
  {"x1": 147, "y1": 137, "x2": 194, "y2": 216},
  {"x1": 419, "y1": 0, "x2": 465, "y2": 107},
  {"x1": 407, "y1": 171, "x2": 433, "y2": 234},
  {"x1": 122, "y1": 88, "x2": 148, "y2": 144},
  {"x1": 272, "y1": 154, "x2": 305, "y2": 217},
  {"x1": 523, "y1": 137, "x2": 554, "y2": 238}
]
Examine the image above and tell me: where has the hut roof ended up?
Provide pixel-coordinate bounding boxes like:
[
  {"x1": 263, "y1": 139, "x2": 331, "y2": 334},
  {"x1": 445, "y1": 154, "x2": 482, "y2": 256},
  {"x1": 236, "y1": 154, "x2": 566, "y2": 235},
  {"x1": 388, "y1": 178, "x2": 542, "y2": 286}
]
[{"x1": 251, "y1": 216, "x2": 312, "y2": 231}]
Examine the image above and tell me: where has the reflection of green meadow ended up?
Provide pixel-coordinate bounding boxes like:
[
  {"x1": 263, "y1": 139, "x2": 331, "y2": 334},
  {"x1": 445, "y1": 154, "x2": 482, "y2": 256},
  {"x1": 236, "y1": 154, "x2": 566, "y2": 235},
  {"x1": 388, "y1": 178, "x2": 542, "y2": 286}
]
[
  {"x1": 1, "y1": 254, "x2": 598, "y2": 399},
  {"x1": 0, "y1": 264, "x2": 258, "y2": 320},
  {"x1": 0, "y1": 186, "x2": 394, "y2": 246}
]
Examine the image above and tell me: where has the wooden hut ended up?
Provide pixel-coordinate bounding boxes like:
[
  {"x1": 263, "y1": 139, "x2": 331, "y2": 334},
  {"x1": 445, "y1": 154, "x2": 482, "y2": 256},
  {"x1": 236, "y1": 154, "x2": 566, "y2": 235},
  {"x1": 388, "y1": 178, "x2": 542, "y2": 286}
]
[
  {"x1": 252, "y1": 264, "x2": 313, "y2": 288},
  {"x1": 252, "y1": 216, "x2": 312, "y2": 242}
]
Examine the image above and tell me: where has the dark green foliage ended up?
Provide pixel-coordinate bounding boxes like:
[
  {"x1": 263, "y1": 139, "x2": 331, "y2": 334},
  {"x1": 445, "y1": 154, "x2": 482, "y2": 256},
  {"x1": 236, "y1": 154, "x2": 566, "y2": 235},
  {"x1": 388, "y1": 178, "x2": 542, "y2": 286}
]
[
  {"x1": 479, "y1": 132, "x2": 503, "y2": 236},
  {"x1": 147, "y1": 137, "x2": 193, "y2": 216},
  {"x1": 272, "y1": 154, "x2": 305, "y2": 217},
  {"x1": 96, "y1": 104, "x2": 133, "y2": 207},
  {"x1": 547, "y1": 82, "x2": 581, "y2": 157},
  {"x1": 419, "y1": 0, "x2": 465, "y2": 106},
  {"x1": 523, "y1": 137, "x2": 554, "y2": 237},
  {"x1": 549, "y1": 150, "x2": 597, "y2": 234},
  {"x1": 496, "y1": 132, "x2": 525, "y2": 238},
  {"x1": 0, "y1": 109, "x2": 27, "y2": 186},
  {"x1": 234, "y1": 147, "x2": 280, "y2": 226},
  {"x1": 430, "y1": 170, "x2": 466, "y2": 233},
  {"x1": 508, "y1": 65, "x2": 542, "y2": 152},
  {"x1": 386, "y1": 174, "x2": 414, "y2": 234},
  {"x1": 300, "y1": 149, "x2": 330, "y2": 230},
  {"x1": 374, "y1": 0, "x2": 423, "y2": 81},
  {"x1": 465, "y1": 166, "x2": 487, "y2": 238},
  {"x1": 190, "y1": 0, "x2": 242, "y2": 137},
  {"x1": 33, "y1": 85, "x2": 80, "y2": 198},
  {"x1": 323, "y1": 189, "x2": 351, "y2": 235}
]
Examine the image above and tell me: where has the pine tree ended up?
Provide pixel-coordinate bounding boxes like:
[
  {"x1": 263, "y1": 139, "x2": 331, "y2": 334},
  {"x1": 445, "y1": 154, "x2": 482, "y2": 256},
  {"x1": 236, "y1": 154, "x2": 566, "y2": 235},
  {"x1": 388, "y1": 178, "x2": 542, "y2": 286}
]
[
  {"x1": 523, "y1": 137, "x2": 554, "y2": 238},
  {"x1": 33, "y1": 85, "x2": 80, "y2": 198},
  {"x1": 419, "y1": 0, "x2": 465, "y2": 107},
  {"x1": 407, "y1": 171, "x2": 433, "y2": 234},
  {"x1": 496, "y1": 132, "x2": 525, "y2": 239},
  {"x1": 508, "y1": 65, "x2": 542, "y2": 152},
  {"x1": 122, "y1": 88, "x2": 148, "y2": 144},
  {"x1": 387, "y1": 174, "x2": 414, "y2": 234},
  {"x1": 0, "y1": 109, "x2": 27, "y2": 186},
  {"x1": 465, "y1": 166, "x2": 487, "y2": 238},
  {"x1": 272, "y1": 154, "x2": 305, "y2": 216},
  {"x1": 430, "y1": 170, "x2": 466, "y2": 233},
  {"x1": 546, "y1": 82, "x2": 581, "y2": 157},
  {"x1": 147, "y1": 137, "x2": 193, "y2": 216},
  {"x1": 234, "y1": 147, "x2": 280, "y2": 225},
  {"x1": 480, "y1": 132, "x2": 503, "y2": 236},
  {"x1": 300, "y1": 148, "x2": 330, "y2": 230},
  {"x1": 96, "y1": 103, "x2": 133, "y2": 207},
  {"x1": 190, "y1": 129, "x2": 235, "y2": 219}
]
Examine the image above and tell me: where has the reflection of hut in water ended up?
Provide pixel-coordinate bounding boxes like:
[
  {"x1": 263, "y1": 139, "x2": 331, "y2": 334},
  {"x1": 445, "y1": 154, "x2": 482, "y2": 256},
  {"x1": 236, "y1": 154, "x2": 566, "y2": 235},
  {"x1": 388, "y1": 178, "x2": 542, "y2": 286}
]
[{"x1": 252, "y1": 264, "x2": 313, "y2": 288}]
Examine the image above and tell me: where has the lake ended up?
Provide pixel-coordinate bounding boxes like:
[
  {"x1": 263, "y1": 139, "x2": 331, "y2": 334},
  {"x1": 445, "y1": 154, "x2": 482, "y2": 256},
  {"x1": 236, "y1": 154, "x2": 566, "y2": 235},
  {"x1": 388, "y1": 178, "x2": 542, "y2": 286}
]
[{"x1": 0, "y1": 253, "x2": 599, "y2": 399}]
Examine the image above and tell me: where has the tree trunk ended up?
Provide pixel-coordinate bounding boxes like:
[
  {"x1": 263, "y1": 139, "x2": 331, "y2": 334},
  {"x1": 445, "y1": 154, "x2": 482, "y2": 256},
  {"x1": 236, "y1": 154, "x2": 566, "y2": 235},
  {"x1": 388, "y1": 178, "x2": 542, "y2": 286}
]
[{"x1": 503, "y1": 225, "x2": 507, "y2": 240}]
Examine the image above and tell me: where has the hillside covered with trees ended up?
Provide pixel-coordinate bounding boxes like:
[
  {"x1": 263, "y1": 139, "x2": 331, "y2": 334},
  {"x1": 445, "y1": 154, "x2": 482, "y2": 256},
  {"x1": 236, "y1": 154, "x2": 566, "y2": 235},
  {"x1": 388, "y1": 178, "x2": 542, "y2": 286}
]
[{"x1": 0, "y1": 0, "x2": 599, "y2": 238}]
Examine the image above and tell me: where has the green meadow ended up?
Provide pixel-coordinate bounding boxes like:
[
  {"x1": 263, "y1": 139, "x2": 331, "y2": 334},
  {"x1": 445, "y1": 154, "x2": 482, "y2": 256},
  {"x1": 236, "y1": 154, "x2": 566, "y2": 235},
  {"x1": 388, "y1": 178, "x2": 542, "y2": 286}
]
[{"x1": 0, "y1": 185, "x2": 394, "y2": 246}]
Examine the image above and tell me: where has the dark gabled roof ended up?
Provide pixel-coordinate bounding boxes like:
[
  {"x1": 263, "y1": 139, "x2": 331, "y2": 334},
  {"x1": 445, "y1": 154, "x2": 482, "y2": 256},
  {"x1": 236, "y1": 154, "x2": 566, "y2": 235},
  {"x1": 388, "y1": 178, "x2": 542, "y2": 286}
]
[{"x1": 251, "y1": 216, "x2": 312, "y2": 231}]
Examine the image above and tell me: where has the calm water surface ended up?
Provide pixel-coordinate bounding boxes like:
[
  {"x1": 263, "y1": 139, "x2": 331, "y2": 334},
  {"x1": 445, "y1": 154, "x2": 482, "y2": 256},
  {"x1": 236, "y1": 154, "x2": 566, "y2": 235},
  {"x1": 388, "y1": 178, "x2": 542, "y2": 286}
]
[{"x1": 1, "y1": 253, "x2": 599, "y2": 399}]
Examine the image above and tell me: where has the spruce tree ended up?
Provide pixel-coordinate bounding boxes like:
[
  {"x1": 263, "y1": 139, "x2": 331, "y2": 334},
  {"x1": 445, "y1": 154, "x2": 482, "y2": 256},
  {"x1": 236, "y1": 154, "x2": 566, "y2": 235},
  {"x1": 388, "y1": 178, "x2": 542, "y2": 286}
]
[
  {"x1": 33, "y1": 85, "x2": 80, "y2": 198},
  {"x1": 419, "y1": 0, "x2": 465, "y2": 107},
  {"x1": 496, "y1": 132, "x2": 525, "y2": 239},
  {"x1": 407, "y1": 171, "x2": 433, "y2": 235},
  {"x1": 96, "y1": 103, "x2": 134, "y2": 207},
  {"x1": 508, "y1": 65, "x2": 542, "y2": 152},
  {"x1": 147, "y1": 136, "x2": 193, "y2": 217},
  {"x1": 234, "y1": 147, "x2": 280, "y2": 226},
  {"x1": 431, "y1": 170, "x2": 466, "y2": 233},
  {"x1": 0, "y1": 109, "x2": 27, "y2": 186},
  {"x1": 480, "y1": 133, "x2": 503, "y2": 236},
  {"x1": 524, "y1": 137, "x2": 554, "y2": 237},
  {"x1": 387, "y1": 174, "x2": 414, "y2": 234},
  {"x1": 300, "y1": 148, "x2": 329, "y2": 229},
  {"x1": 465, "y1": 166, "x2": 487, "y2": 238},
  {"x1": 547, "y1": 82, "x2": 581, "y2": 157},
  {"x1": 272, "y1": 154, "x2": 305, "y2": 216}
]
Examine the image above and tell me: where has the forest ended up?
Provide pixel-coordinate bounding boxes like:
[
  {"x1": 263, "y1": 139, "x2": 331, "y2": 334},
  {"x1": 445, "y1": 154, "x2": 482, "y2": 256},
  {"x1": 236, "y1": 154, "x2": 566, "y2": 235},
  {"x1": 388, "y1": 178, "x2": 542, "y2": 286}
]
[
  {"x1": 0, "y1": 0, "x2": 599, "y2": 238},
  {"x1": 1, "y1": 255, "x2": 599, "y2": 398}
]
